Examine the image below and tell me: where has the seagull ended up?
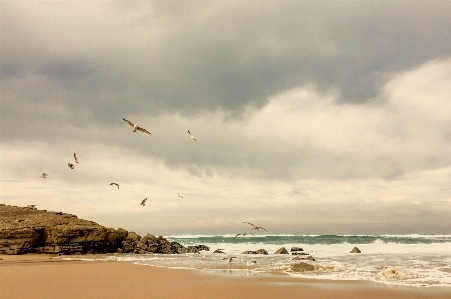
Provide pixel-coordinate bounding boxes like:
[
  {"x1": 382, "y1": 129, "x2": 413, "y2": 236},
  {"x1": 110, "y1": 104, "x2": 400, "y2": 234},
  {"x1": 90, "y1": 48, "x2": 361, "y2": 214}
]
[
  {"x1": 122, "y1": 118, "x2": 151, "y2": 134},
  {"x1": 234, "y1": 232, "x2": 255, "y2": 239},
  {"x1": 243, "y1": 222, "x2": 268, "y2": 232},
  {"x1": 188, "y1": 130, "x2": 196, "y2": 141},
  {"x1": 178, "y1": 193, "x2": 183, "y2": 198},
  {"x1": 245, "y1": 260, "x2": 257, "y2": 266},
  {"x1": 222, "y1": 256, "x2": 237, "y2": 263},
  {"x1": 68, "y1": 163, "x2": 75, "y2": 169},
  {"x1": 140, "y1": 198, "x2": 147, "y2": 206},
  {"x1": 74, "y1": 153, "x2": 79, "y2": 163},
  {"x1": 40, "y1": 173, "x2": 48, "y2": 178},
  {"x1": 110, "y1": 183, "x2": 119, "y2": 189}
]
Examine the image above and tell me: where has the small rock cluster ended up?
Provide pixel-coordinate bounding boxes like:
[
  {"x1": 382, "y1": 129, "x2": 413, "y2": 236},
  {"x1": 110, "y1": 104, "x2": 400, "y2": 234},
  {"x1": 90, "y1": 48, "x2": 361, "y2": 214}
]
[
  {"x1": 119, "y1": 232, "x2": 209, "y2": 254},
  {"x1": 242, "y1": 249, "x2": 268, "y2": 255}
]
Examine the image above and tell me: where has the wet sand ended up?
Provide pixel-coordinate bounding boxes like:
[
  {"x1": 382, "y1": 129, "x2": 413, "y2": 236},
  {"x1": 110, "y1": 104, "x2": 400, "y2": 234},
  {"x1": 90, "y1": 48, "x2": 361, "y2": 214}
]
[{"x1": 0, "y1": 254, "x2": 449, "y2": 299}]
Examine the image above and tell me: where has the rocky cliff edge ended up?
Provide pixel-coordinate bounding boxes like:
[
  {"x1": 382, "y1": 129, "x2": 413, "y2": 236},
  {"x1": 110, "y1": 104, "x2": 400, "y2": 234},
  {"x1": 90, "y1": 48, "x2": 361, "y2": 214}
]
[{"x1": 0, "y1": 204, "x2": 208, "y2": 255}]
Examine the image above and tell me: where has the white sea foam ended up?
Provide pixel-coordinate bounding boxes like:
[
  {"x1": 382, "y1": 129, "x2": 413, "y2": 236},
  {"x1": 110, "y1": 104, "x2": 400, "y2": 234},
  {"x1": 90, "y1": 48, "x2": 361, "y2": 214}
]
[{"x1": 61, "y1": 235, "x2": 451, "y2": 287}]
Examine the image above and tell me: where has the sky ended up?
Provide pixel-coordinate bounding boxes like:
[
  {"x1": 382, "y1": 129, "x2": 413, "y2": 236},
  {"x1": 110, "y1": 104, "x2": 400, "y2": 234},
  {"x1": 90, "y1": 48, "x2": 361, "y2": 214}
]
[{"x1": 1, "y1": 1, "x2": 450, "y2": 236}]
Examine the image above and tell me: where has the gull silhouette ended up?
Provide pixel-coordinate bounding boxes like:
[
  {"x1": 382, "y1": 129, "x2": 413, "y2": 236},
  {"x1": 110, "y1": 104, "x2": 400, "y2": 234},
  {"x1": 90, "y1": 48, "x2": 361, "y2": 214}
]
[
  {"x1": 122, "y1": 118, "x2": 151, "y2": 134},
  {"x1": 188, "y1": 130, "x2": 196, "y2": 141},
  {"x1": 243, "y1": 222, "x2": 268, "y2": 232},
  {"x1": 140, "y1": 198, "x2": 147, "y2": 206},
  {"x1": 234, "y1": 232, "x2": 255, "y2": 239},
  {"x1": 110, "y1": 183, "x2": 119, "y2": 189},
  {"x1": 222, "y1": 256, "x2": 237, "y2": 263}
]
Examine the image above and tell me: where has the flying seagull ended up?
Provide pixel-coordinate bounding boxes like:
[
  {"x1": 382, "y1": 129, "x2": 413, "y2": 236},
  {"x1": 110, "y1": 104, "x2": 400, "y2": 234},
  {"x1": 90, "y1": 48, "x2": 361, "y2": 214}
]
[
  {"x1": 178, "y1": 193, "x2": 183, "y2": 199},
  {"x1": 74, "y1": 153, "x2": 79, "y2": 163},
  {"x1": 122, "y1": 118, "x2": 151, "y2": 134},
  {"x1": 67, "y1": 163, "x2": 75, "y2": 169},
  {"x1": 110, "y1": 183, "x2": 119, "y2": 189},
  {"x1": 243, "y1": 222, "x2": 268, "y2": 232},
  {"x1": 40, "y1": 173, "x2": 48, "y2": 178},
  {"x1": 188, "y1": 130, "x2": 196, "y2": 141},
  {"x1": 234, "y1": 232, "x2": 255, "y2": 239},
  {"x1": 140, "y1": 198, "x2": 147, "y2": 206},
  {"x1": 245, "y1": 260, "x2": 257, "y2": 266},
  {"x1": 222, "y1": 256, "x2": 237, "y2": 263}
]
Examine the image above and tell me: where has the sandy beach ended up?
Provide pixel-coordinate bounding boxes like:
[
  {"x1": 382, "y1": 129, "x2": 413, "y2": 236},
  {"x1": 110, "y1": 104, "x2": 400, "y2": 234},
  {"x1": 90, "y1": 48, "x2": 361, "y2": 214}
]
[{"x1": 0, "y1": 254, "x2": 449, "y2": 299}]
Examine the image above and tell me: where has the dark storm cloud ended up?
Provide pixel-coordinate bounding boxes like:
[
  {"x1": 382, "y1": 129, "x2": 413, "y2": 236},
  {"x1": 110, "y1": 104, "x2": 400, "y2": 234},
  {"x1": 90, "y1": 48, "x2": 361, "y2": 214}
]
[
  {"x1": 2, "y1": 1, "x2": 451, "y2": 126},
  {"x1": 0, "y1": 1, "x2": 450, "y2": 180}
]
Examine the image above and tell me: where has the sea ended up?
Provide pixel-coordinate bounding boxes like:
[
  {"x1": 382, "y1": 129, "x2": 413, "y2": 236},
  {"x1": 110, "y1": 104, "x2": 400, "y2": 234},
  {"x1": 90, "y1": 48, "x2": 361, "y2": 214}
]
[{"x1": 63, "y1": 234, "x2": 451, "y2": 287}]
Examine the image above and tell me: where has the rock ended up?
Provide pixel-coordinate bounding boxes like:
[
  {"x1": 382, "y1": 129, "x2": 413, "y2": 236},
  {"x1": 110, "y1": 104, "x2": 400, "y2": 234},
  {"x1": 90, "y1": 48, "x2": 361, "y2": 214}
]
[
  {"x1": 350, "y1": 247, "x2": 361, "y2": 253},
  {"x1": 0, "y1": 204, "x2": 206, "y2": 256},
  {"x1": 121, "y1": 231, "x2": 141, "y2": 253},
  {"x1": 242, "y1": 249, "x2": 268, "y2": 255},
  {"x1": 292, "y1": 255, "x2": 315, "y2": 261},
  {"x1": 196, "y1": 245, "x2": 210, "y2": 252},
  {"x1": 290, "y1": 247, "x2": 303, "y2": 252},
  {"x1": 291, "y1": 252, "x2": 308, "y2": 255},
  {"x1": 213, "y1": 249, "x2": 225, "y2": 254},
  {"x1": 291, "y1": 262, "x2": 315, "y2": 272},
  {"x1": 274, "y1": 247, "x2": 289, "y2": 254}
]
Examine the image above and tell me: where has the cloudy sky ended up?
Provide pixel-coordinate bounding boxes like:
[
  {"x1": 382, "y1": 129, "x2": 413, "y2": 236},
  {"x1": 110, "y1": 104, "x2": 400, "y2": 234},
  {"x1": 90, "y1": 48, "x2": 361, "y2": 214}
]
[{"x1": 1, "y1": 1, "x2": 450, "y2": 236}]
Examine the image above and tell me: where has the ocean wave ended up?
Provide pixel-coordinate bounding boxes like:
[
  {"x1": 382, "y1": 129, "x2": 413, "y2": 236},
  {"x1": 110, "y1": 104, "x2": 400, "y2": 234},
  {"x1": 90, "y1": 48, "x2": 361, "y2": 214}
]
[{"x1": 377, "y1": 267, "x2": 410, "y2": 281}]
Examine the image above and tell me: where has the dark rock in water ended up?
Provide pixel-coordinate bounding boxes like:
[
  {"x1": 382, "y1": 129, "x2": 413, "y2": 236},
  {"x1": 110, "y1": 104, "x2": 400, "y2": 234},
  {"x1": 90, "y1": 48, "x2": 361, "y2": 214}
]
[
  {"x1": 213, "y1": 249, "x2": 225, "y2": 254},
  {"x1": 292, "y1": 252, "x2": 309, "y2": 255},
  {"x1": 242, "y1": 249, "x2": 268, "y2": 255},
  {"x1": 291, "y1": 262, "x2": 315, "y2": 272},
  {"x1": 274, "y1": 247, "x2": 289, "y2": 254},
  {"x1": 350, "y1": 247, "x2": 361, "y2": 253},
  {"x1": 0, "y1": 204, "x2": 208, "y2": 255},
  {"x1": 290, "y1": 247, "x2": 303, "y2": 252},
  {"x1": 178, "y1": 244, "x2": 209, "y2": 254},
  {"x1": 292, "y1": 255, "x2": 315, "y2": 261}
]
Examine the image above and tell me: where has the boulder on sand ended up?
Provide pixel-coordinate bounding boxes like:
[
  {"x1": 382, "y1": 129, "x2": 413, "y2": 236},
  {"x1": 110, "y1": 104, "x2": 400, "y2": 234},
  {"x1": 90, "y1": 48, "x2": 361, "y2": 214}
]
[
  {"x1": 274, "y1": 247, "x2": 289, "y2": 254},
  {"x1": 350, "y1": 247, "x2": 361, "y2": 253}
]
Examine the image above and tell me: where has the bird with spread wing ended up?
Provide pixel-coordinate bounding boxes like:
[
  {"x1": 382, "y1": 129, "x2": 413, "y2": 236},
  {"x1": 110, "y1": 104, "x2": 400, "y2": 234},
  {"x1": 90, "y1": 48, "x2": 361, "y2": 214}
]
[
  {"x1": 243, "y1": 222, "x2": 268, "y2": 232},
  {"x1": 122, "y1": 118, "x2": 151, "y2": 134}
]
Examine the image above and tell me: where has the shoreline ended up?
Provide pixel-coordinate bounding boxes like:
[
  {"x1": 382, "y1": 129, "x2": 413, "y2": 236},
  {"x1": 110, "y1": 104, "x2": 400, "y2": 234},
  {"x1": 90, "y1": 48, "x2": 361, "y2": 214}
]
[{"x1": 1, "y1": 254, "x2": 450, "y2": 299}]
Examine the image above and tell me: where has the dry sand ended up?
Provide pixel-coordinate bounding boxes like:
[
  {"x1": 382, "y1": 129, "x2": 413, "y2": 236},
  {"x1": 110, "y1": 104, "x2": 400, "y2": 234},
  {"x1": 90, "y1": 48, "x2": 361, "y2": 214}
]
[{"x1": 1, "y1": 254, "x2": 450, "y2": 299}]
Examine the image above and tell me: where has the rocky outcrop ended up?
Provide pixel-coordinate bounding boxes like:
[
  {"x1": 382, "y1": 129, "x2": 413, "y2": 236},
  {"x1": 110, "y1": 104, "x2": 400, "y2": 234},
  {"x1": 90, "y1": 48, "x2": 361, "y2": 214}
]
[
  {"x1": 350, "y1": 247, "x2": 361, "y2": 253},
  {"x1": 291, "y1": 262, "x2": 315, "y2": 272},
  {"x1": 122, "y1": 233, "x2": 209, "y2": 254},
  {"x1": 292, "y1": 255, "x2": 315, "y2": 261},
  {"x1": 274, "y1": 247, "x2": 289, "y2": 254},
  {"x1": 290, "y1": 247, "x2": 303, "y2": 252},
  {"x1": 292, "y1": 251, "x2": 309, "y2": 255},
  {"x1": 242, "y1": 249, "x2": 268, "y2": 255},
  {"x1": 0, "y1": 204, "x2": 208, "y2": 255}
]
